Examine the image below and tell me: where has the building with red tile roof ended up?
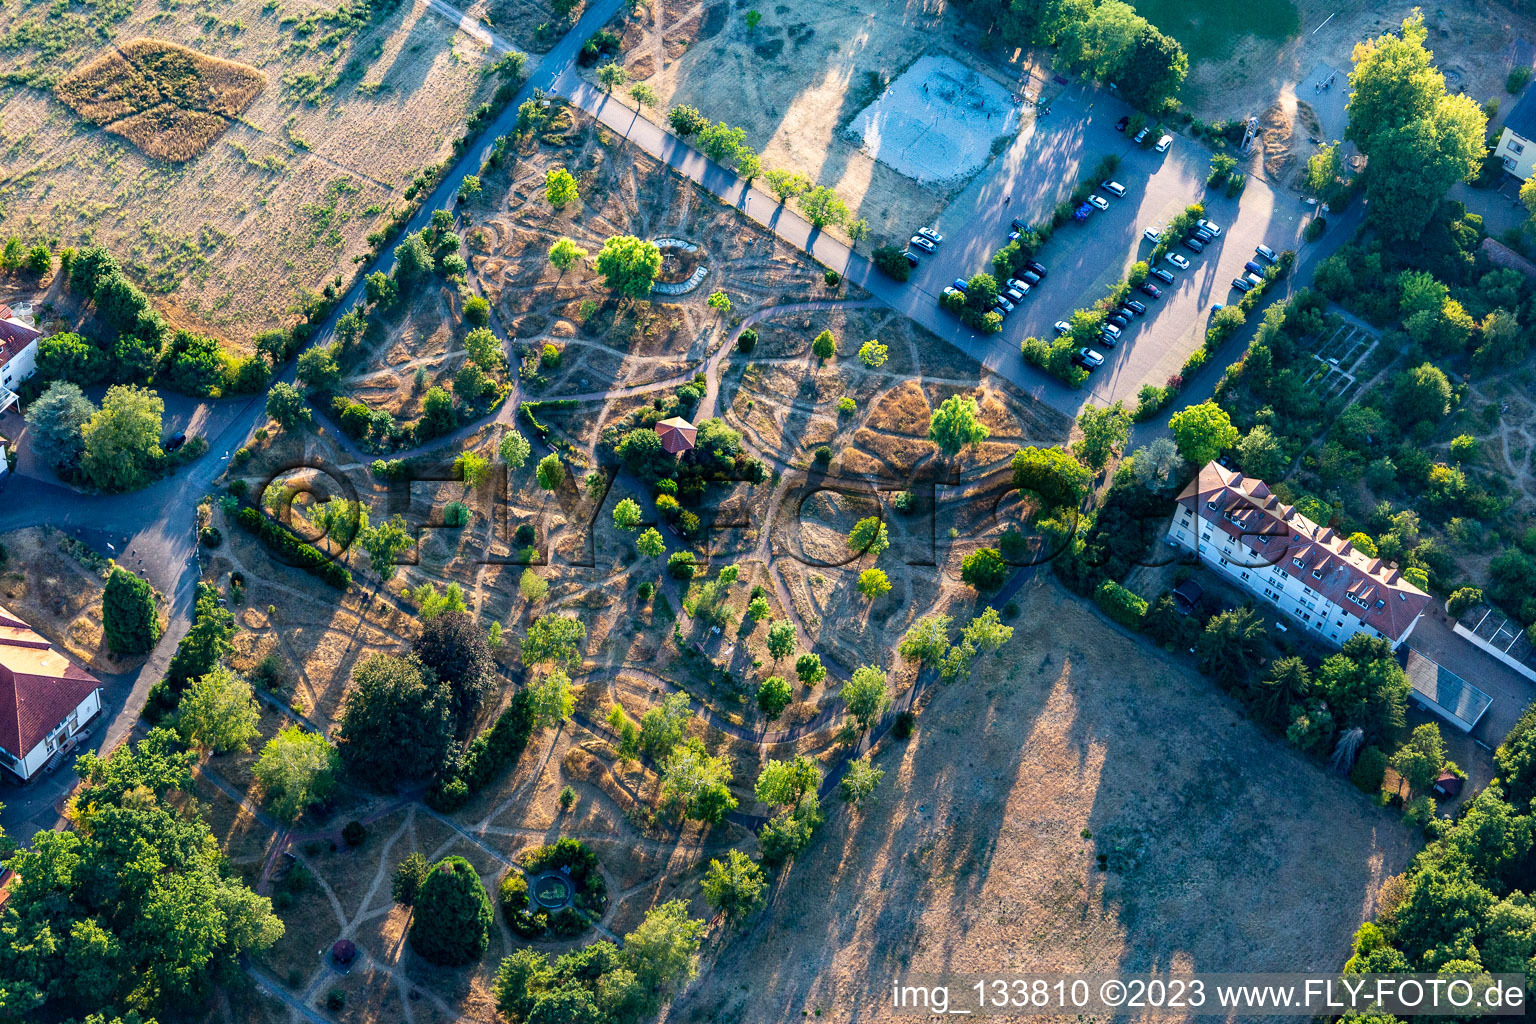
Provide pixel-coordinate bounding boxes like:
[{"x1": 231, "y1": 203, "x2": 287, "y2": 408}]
[
  {"x1": 0, "y1": 305, "x2": 41, "y2": 413},
  {"x1": 1167, "y1": 461, "x2": 1429, "y2": 649},
  {"x1": 655, "y1": 416, "x2": 697, "y2": 454},
  {"x1": 0, "y1": 603, "x2": 103, "y2": 780}
]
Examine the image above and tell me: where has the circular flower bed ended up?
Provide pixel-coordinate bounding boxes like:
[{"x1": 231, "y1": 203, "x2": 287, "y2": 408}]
[{"x1": 498, "y1": 838, "x2": 608, "y2": 939}]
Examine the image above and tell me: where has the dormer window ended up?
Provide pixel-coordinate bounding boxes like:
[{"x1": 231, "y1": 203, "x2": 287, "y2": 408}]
[
  {"x1": 1311, "y1": 569, "x2": 1323, "y2": 580},
  {"x1": 1345, "y1": 593, "x2": 1368, "y2": 609},
  {"x1": 1258, "y1": 535, "x2": 1270, "y2": 545},
  {"x1": 1291, "y1": 556, "x2": 1305, "y2": 569},
  {"x1": 1207, "y1": 500, "x2": 1219, "y2": 511}
]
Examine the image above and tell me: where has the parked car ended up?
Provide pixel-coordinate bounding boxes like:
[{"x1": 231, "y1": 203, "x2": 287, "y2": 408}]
[
  {"x1": 1100, "y1": 181, "x2": 1127, "y2": 197},
  {"x1": 1053, "y1": 320, "x2": 1072, "y2": 335},
  {"x1": 1245, "y1": 271, "x2": 1265, "y2": 287},
  {"x1": 992, "y1": 304, "x2": 1011, "y2": 318},
  {"x1": 1244, "y1": 260, "x2": 1265, "y2": 276},
  {"x1": 1150, "y1": 267, "x2": 1175, "y2": 285},
  {"x1": 166, "y1": 432, "x2": 188, "y2": 452},
  {"x1": 1143, "y1": 226, "x2": 1162, "y2": 243},
  {"x1": 1024, "y1": 260, "x2": 1047, "y2": 277},
  {"x1": 1005, "y1": 287, "x2": 1026, "y2": 303},
  {"x1": 1209, "y1": 303, "x2": 1225, "y2": 313},
  {"x1": 1074, "y1": 347, "x2": 1105, "y2": 369},
  {"x1": 1192, "y1": 227, "x2": 1215, "y2": 243},
  {"x1": 1165, "y1": 252, "x2": 1190, "y2": 270},
  {"x1": 942, "y1": 286, "x2": 964, "y2": 301},
  {"x1": 1020, "y1": 270, "x2": 1042, "y2": 285},
  {"x1": 1132, "y1": 126, "x2": 1150, "y2": 144},
  {"x1": 1183, "y1": 237, "x2": 1205, "y2": 253},
  {"x1": 1140, "y1": 282, "x2": 1162, "y2": 298},
  {"x1": 1008, "y1": 229, "x2": 1021, "y2": 242},
  {"x1": 1073, "y1": 202, "x2": 1094, "y2": 221},
  {"x1": 1096, "y1": 331, "x2": 1118, "y2": 348},
  {"x1": 901, "y1": 250, "x2": 920, "y2": 267},
  {"x1": 909, "y1": 235, "x2": 935, "y2": 253},
  {"x1": 952, "y1": 278, "x2": 969, "y2": 292},
  {"x1": 917, "y1": 227, "x2": 943, "y2": 244},
  {"x1": 1106, "y1": 312, "x2": 1130, "y2": 328},
  {"x1": 994, "y1": 295, "x2": 1015, "y2": 313},
  {"x1": 1011, "y1": 217, "x2": 1029, "y2": 231},
  {"x1": 1197, "y1": 218, "x2": 1223, "y2": 236},
  {"x1": 1007, "y1": 278, "x2": 1032, "y2": 295},
  {"x1": 1255, "y1": 244, "x2": 1278, "y2": 262},
  {"x1": 1231, "y1": 277, "x2": 1254, "y2": 293},
  {"x1": 1122, "y1": 299, "x2": 1147, "y2": 316},
  {"x1": 1115, "y1": 115, "x2": 1130, "y2": 131},
  {"x1": 1101, "y1": 322, "x2": 1122, "y2": 339},
  {"x1": 1087, "y1": 195, "x2": 1110, "y2": 210},
  {"x1": 1155, "y1": 134, "x2": 1173, "y2": 153}
]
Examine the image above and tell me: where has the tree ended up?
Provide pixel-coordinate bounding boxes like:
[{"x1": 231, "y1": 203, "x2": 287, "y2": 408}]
[
  {"x1": 1072, "y1": 401, "x2": 1131, "y2": 471},
  {"x1": 536, "y1": 452, "x2": 566, "y2": 490},
  {"x1": 410, "y1": 856, "x2": 494, "y2": 966},
  {"x1": 840, "y1": 755, "x2": 884, "y2": 807},
  {"x1": 621, "y1": 900, "x2": 706, "y2": 995},
  {"x1": 296, "y1": 344, "x2": 341, "y2": 392},
  {"x1": 1236, "y1": 424, "x2": 1286, "y2": 480},
  {"x1": 522, "y1": 613, "x2": 587, "y2": 669},
  {"x1": 758, "y1": 793, "x2": 824, "y2": 865},
  {"x1": 548, "y1": 237, "x2": 587, "y2": 276},
  {"x1": 254, "y1": 727, "x2": 338, "y2": 822},
  {"x1": 1197, "y1": 607, "x2": 1267, "y2": 688},
  {"x1": 1168, "y1": 401, "x2": 1238, "y2": 467},
  {"x1": 457, "y1": 175, "x2": 482, "y2": 203},
  {"x1": 596, "y1": 61, "x2": 629, "y2": 92},
  {"x1": 856, "y1": 568, "x2": 891, "y2": 599},
  {"x1": 638, "y1": 691, "x2": 691, "y2": 760},
  {"x1": 102, "y1": 565, "x2": 160, "y2": 655},
  {"x1": 1393, "y1": 362, "x2": 1453, "y2": 420},
  {"x1": 337, "y1": 653, "x2": 454, "y2": 785},
  {"x1": 528, "y1": 670, "x2": 576, "y2": 729},
  {"x1": 1011, "y1": 445, "x2": 1091, "y2": 508},
  {"x1": 757, "y1": 675, "x2": 792, "y2": 719},
  {"x1": 1391, "y1": 722, "x2": 1447, "y2": 794},
  {"x1": 842, "y1": 665, "x2": 890, "y2": 731},
  {"x1": 464, "y1": 327, "x2": 504, "y2": 374},
  {"x1": 594, "y1": 235, "x2": 662, "y2": 299},
  {"x1": 661, "y1": 738, "x2": 736, "y2": 822},
  {"x1": 393, "y1": 852, "x2": 431, "y2": 905},
  {"x1": 928, "y1": 395, "x2": 990, "y2": 456},
  {"x1": 265, "y1": 381, "x2": 311, "y2": 430},
  {"x1": 1304, "y1": 143, "x2": 1345, "y2": 200},
  {"x1": 857, "y1": 339, "x2": 888, "y2": 368},
  {"x1": 25, "y1": 380, "x2": 96, "y2": 471},
  {"x1": 636, "y1": 527, "x2": 666, "y2": 559},
  {"x1": 358, "y1": 514, "x2": 413, "y2": 580},
  {"x1": 629, "y1": 81, "x2": 657, "y2": 107},
  {"x1": 899, "y1": 614, "x2": 952, "y2": 664},
  {"x1": 414, "y1": 611, "x2": 495, "y2": 732},
  {"x1": 545, "y1": 167, "x2": 580, "y2": 209},
  {"x1": 764, "y1": 168, "x2": 812, "y2": 202},
  {"x1": 765, "y1": 619, "x2": 796, "y2": 663},
  {"x1": 960, "y1": 548, "x2": 1008, "y2": 590},
  {"x1": 667, "y1": 550, "x2": 697, "y2": 579},
  {"x1": 167, "y1": 583, "x2": 236, "y2": 686},
  {"x1": 794, "y1": 652, "x2": 826, "y2": 686},
  {"x1": 1346, "y1": 14, "x2": 1487, "y2": 241},
  {"x1": 177, "y1": 667, "x2": 261, "y2": 754},
  {"x1": 81, "y1": 385, "x2": 164, "y2": 492},
  {"x1": 706, "y1": 289, "x2": 731, "y2": 316},
  {"x1": 409, "y1": 581, "x2": 468, "y2": 620},
  {"x1": 811, "y1": 329, "x2": 836, "y2": 361},
  {"x1": 668, "y1": 104, "x2": 708, "y2": 136},
  {"x1": 500, "y1": 430, "x2": 532, "y2": 469},
  {"x1": 799, "y1": 186, "x2": 848, "y2": 228},
  {"x1": 847, "y1": 516, "x2": 889, "y2": 558},
  {"x1": 702, "y1": 850, "x2": 766, "y2": 925},
  {"x1": 612, "y1": 497, "x2": 643, "y2": 531},
  {"x1": 755, "y1": 755, "x2": 820, "y2": 810}
]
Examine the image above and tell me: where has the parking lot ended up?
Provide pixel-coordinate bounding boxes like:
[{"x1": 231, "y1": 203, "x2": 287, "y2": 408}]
[{"x1": 887, "y1": 82, "x2": 1319, "y2": 414}]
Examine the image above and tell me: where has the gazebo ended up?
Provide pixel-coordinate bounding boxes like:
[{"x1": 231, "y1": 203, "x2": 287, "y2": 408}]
[{"x1": 655, "y1": 417, "x2": 697, "y2": 454}]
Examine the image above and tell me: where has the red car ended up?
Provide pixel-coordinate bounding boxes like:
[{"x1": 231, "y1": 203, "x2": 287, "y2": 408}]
[{"x1": 1139, "y1": 282, "x2": 1162, "y2": 299}]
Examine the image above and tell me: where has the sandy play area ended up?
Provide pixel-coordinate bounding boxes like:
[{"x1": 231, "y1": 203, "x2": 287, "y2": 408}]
[{"x1": 847, "y1": 55, "x2": 1018, "y2": 187}]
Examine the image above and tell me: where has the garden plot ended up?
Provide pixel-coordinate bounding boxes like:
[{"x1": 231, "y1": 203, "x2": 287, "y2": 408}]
[
  {"x1": 847, "y1": 55, "x2": 1017, "y2": 187},
  {"x1": 1303, "y1": 319, "x2": 1379, "y2": 402}
]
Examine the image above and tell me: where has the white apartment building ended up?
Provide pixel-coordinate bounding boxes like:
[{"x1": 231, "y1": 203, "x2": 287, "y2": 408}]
[
  {"x1": 0, "y1": 303, "x2": 42, "y2": 414},
  {"x1": 1166, "y1": 461, "x2": 1429, "y2": 649}
]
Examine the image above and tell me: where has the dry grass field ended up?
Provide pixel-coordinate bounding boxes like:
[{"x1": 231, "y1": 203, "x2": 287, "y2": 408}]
[
  {"x1": 670, "y1": 577, "x2": 1418, "y2": 1024},
  {"x1": 56, "y1": 38, "x2": 266, "y2": 161},
  {"x1": 0, "y1": 0, "x2": 506, "y2": 339}
]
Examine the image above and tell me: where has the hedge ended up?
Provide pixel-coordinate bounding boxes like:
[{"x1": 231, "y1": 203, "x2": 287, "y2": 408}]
[
  {"x1": 518, "y1": 399, "x2": 575, "y2": 442},
  {"x1": 1095, "y1": 579, "x2": 1148, "y2": 628},
  {"x1": 234, "y1": 506, "x2": 352, "y2": 589},
  {"x1": 429, "y1": 689, "x2": 535, "y2": 810}
]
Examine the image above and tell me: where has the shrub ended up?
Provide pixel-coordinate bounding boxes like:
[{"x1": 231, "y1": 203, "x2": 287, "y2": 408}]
[
  {"x1": 1094, "y1": 579, "x2": 1148, "y2": 628},
  {"x1": 342, "y1": 821, "x2": 366, "y2": 846},
  {"x1": 892, "y1": 710, "x2": 915, "y2": 739},
  {"x1": 393, "y1": 852, "x2": 430, "y2": 904},
  {"x1": 737, "y1": 327, "x2": 758, "y2": 352},
  {"x1": 409, "y1": 856, "x2": 494, "y2": 965},
  {"x1": 1350, "y1": 746, "x2": 1389, "y2": 793},
  {"x1": 497, "y1": 872, "x2": 529, "y2": 918}
]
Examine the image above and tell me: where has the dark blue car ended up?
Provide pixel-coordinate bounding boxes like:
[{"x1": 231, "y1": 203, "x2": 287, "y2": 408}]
[
  {"x1": 1244, "y1": 260, "x2": 1265, "y2": 276},
  {"x1": 952, "y1": 278, "x2": 968, "y2": 292}
]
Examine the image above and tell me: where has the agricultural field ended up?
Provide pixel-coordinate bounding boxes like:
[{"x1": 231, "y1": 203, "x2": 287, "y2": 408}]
[{"x1": 0, "y1": 0, "x2": 514, "y2": 341}]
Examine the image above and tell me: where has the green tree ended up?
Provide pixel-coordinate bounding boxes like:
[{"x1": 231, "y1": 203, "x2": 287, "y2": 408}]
[
  {"x1": 464, "y1": 327, "x2": 505, "y2": 373},
  {"x1": 960, "y1": 548, "x2": 1008, "y2": 590},
  {"x1": 638, "y1": 691, "x2": 691, "y2": 760},
  {"x1": 536, "y1": 452, "x2": 566, "y2": 490},
  {"x1": 799, "y1": 186, "x2": 848, "y2": 228},
  {"x1": 1236, "y1": 423, "x2": 1287, "y2": 480},
  {"x1": 765, "y1": 619, "x2": 796, "y2": 663},
  {"x1": 254, "y1": 726, "x2": 338, "y2": 822},
  {"x1": 702, "y1": 849, "x2": 766, "y2": 925},
  {"x1": 755, "y1": 754, "x2": 820, "y2": 808},
  {"x1": 25, "y1": 380, "x2": 96, "y2": 471},
  {"x1": 1168, "y1": 401, "x2": 1238, "y2": 467},
  {"x1": 620, "y1": 900, "x2": 707, "y2": 995},
  {"x1": 594, "y1": 235, "x2": 663, "y2": 299},
  {"x1": 500, "y1": 430, "x2": 532, "y2": 468},
  {"x1": 296, "y1": 344, "x2": 341, "y2": 392},
  {"x1": 359, "y1": 514, "x2": 413, "y2": 580},
  {"x1": 521, "y1": 613, "x2": 587, "y2": 669},
  {"x1": 795, "y1": 652, "x2": 826, "y2": 686},
  {"x1": 166, "y1": 584, "x2": 236, "y2": 686},
  {"x1": 763, "y1": 168, "x2": 812, "y2": 202},
  {"x1": 1304, "y1": 143, "x2": 1345, "y2": 199},
  {"x1": 177, "y1": 666, "x2": 261, "y2": 754},
  {"x1": 612, "y1": 497, "x2": 643, "y2": 531},
  {"x1": 661, "y1": 738, "x2": 737, "y2": 822},
  {"x1": 898, "y1": 614, "x2": 952, "y2": 664},
  {"x1": 528, "y1": 670, "x2": 576, "y2": 729},
  {"x1": 856, "y1": 567, "x2": 891, "y2": 599},
  {"x1": 839, "y1": 755, "x2": 884, "y2": 807},
  {"x1": 636, "y1": 526, "x2": 666, "y2": 559},
  {"x1": 544, "y1": 167, "x2": 580, "y2": 209},
  {"x1": 929, "y1": 394, "x2": 990, "y2": 457},
  {"x1": 811, "y1": 329, "x2": 836, "y2": 361},
  {"x1": 265, "y1": 381, "x2": 311, "y2": 430},
  {"x1": 338, "y1": 653, "x2": 454, "y2": 786},
  {"x1": 81, "y1": 385, "x2": 164, "y2": 492},
  {"x1": 1072, "y1": 401, "x2": 1131, "y2": 471},
  {"x1": 841, "y1": 665, "x2": 890, "y2": 731},
  {"x1": 457, "y1": 175, "x2": 482, "y2": 203},
  {"x1": 547, "y1": 237, "x2": 587, "y2": 274},
  {"x1": 1346, "y1": 13, "x2": 1488, "y2": 241},
  {"x1": 1393, "y1": 362, "x2": 1453, "y2": 420},
  {"x1": 410, "y1": 856, "x2": 494, "y2": 965},
  {"x1": 706, "y1": 289, "x2": 731, "y2": 316},
  {"x1": 668, "y1": 104, "x2": 708, "y2": 136},
  {"x1": 667, "y1": 550, "x2": 697, "y2": 579},
  {"x1": 102, "y1": 565, "x2": 160, "y2": 655},
  {"x1": 1391, "y1": 722, "x2": 1447, "y2": 794},
  {"x1": 629, "y1": 81, "x2": 658, "y2": 107},
  {"x1": 597, "y1": 61, "x2": 629, "y2": 92},
  {"x1": 857, "y1": 339, "x2": 888, "y2": 368},
  {"x1": 393, "y1": 852, "x2": 431, "y2": 904},
  {"x1": 1011, "y1": 445, "x2": 1092, "y2": 508},
  {"x1": 1197, "y1": 607, "x2": 1267, "y2": 688},
  {"x1": 847, "y1": 516, "x2": 889, "y2": 557},
  {"x1": 757, "y1": 675, "x2": 793, "y2": 719}
]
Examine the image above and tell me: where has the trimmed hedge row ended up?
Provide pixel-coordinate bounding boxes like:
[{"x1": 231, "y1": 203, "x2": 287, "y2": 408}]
[
  {"x1": 234, "y1": 507, "x2": 352, "y2": 590},
  {"x1": 429, "y1": 689, "x2": 535, "y2": 811}
]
